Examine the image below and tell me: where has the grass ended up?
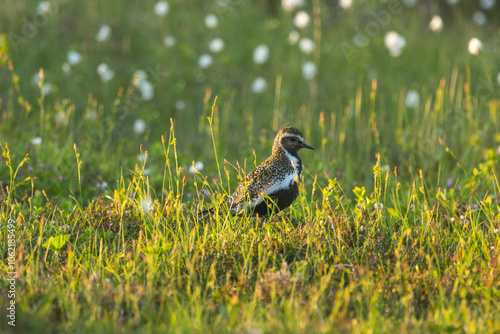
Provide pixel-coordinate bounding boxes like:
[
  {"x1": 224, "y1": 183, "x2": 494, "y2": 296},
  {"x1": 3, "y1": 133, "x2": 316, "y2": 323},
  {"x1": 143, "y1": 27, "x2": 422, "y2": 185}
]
[{"x1": 1, "y1": 0, "x2": 500, "y2": 332}]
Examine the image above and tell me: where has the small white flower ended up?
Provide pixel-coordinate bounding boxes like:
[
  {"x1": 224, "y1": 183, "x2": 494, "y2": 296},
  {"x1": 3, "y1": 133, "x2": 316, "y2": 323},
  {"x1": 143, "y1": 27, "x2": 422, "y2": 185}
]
[
  {"x1": 189, "y1": 161, "x2": 204, "y2": 173},
  {"x1": 209, "y1": 38, "x2": 225, "y2": 53},
  {"x1": 198, "y1": 54, "x2": 213, "y2": 68},
  {"x1": 62, "y1": 62, "x2": 71, "y2": 75},
  {"x1": 97, "y1": 63, "x2": 114, "y2": 82},
  {"x1": 164, "y1": 35, "x2": 176, "y2": 48},
  {"x1": 405, "y1": 90, "x2": 419, "y2": 108},
  {"x1": 282, "y1": 0, "x2": 304, "y2": 12},
  {"x1": 37, "y1": 1, "x2": 51, "y2": 14},
  {"x1": 472, "y1": 11, "x2": 487, "y2": 26},
  {"x1": 251, "y1": 77, "x2": 267, "y2": 94},
  {"x1": 96, "y1": 24, "x2": 112, "y2": 42},
  {"x1": 468, "y1": 37, "x2": 483, "y2": 55},
  {"x1": 133, "y1": 119, "x2": 147, "y2": 134},
  {"x1": 205, "y1": 14, "x2": 219, "y2": 29},
  {"x1": 339, "y1": 0, "x2": 353, "y2": 9},
  {"x1": 384, "y1": 31, "x2": 406, "y2": 57},
  {"x1": 293, "y1": 11, "x2": 310, "y2": 29},
  {"x1": 253, "y1": 44, "x2": 270, "y2": 64},
  {"x1": 175, "y1": 100, "x2": 186, "y2": 110},
  {"x1": 302, "y1": 61, "x2": 317, "y2": 80},
  {"x1": 67, "y1": 50, "x2": 82, "y2": 66},
  {"x1": 429, "y1": 15, "x2": 443, "y2": 32},
  {"x1": 31, "y1": 137, "x2": 42, "y2": 145},
  {"x1": 299, "y1": 38, "x2": 315, "y2": 54},
  {"x1": 154, "y1": 1, "x2": 169, "y2": 16},
  {"x1": 479, "y1": 0, "x2": 495, "y2": 10},
  {"x1": 288, "y1": 31, "x2": 299, "y2": 45}
]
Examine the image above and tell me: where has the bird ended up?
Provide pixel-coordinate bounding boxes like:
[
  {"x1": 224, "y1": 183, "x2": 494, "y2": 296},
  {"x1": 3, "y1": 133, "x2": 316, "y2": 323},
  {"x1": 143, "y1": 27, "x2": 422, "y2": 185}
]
[{"x1": 201, "y1": 126, "x2": 314, "y2": 219}]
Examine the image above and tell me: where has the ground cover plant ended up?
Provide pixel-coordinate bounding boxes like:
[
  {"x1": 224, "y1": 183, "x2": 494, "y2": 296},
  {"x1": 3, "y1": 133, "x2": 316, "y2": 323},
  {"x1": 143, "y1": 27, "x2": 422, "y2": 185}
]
[{"x1": 1, "y1": 0, "x2": 500, "y2": 332}]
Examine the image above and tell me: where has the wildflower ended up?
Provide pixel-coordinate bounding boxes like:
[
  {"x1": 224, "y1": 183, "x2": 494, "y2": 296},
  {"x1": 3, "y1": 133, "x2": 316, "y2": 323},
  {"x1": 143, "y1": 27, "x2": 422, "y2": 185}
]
[
  {"x1": 251, "y1": 77, "x2": 267, "y2": 94},
  {"x1": 282, "y1": 0, "x2": 304, "y2": 11},
  {"x1": 253, "y1": 44, "x2": 270, "y2": 64},
  {"x1": 468, "y1": 37, "x2": 483, "y2": 55},
  {"x1": 339, "y1": 0, "x2": 353, "y2": 9},
  {"x1": 293, "y1": 11, "x2": 310, "y2": 29},
  {"x1": 198, "y1": 54, "x2": 213, "y2": 68},
  {"x1": 429, "y1": 15, "x2": 443, "y2": 32},
  {"x1": 133, "y1": 119, "x2": 147, "y2": 134},
  {"x1": 164, "y1": 35, "x2": 176, "y2": 48},
  {"x1": 384, "y1": 31, "x2": 406, "y2": 57},
  {"x1": 189, "y1": 161, "x2": 204, "y2": 173},
  {"x1": 67, "y1": 50, "x2": 82, "y2": 66},
  {"x1": 205, "y1": 14, "x2": 219, "y2": 29},
  {"x1": 97, "y1": 63, "x2": 114, "y2": 82},
  {"x1": 288, "y1": 31, "x2": 299, "y2": 45},
  {"x1": 36, "y1": 1, "x2": 51, "y2": 14},
  {"x1": 299, "y1": 38, "x2": 315, "y2": 54},
  {"x1": 479, "y1": 0, "x2": 495, "y2": 10},
  {"x1": 96, "y1": 24, "x2": 112, "y2": 42},
  {"x1": 405, "y1": 90, "x2": 419, "y2": 108},
  {"x1": 209, "y1": 38, "x2": 225, "y2": 53},
  {"x1": 31, "y1": 137, "x2": 42, "y2": 145},
  {"x1": 472, "y1": 11, "x2": 487, "y2": 26},
  {"x1": 302, "y1": 61, "x2": 317, "y2": 80},
  {"x1": 154, "y1": 1, "x2": 169, "y2": 16}
]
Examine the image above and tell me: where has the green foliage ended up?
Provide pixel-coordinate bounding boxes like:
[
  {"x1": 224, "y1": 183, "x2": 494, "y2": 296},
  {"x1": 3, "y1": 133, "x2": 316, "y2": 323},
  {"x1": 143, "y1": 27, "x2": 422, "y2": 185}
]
[{"x1": 1, "y1": 0, "x2": 500, "y2": 333}]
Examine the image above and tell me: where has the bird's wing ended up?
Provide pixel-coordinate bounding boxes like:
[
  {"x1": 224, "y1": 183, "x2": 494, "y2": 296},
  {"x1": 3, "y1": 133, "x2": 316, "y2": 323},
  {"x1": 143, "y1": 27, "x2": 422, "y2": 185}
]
[{"x1": 227, "y1": 162, "x2": 275, "y2": 211}]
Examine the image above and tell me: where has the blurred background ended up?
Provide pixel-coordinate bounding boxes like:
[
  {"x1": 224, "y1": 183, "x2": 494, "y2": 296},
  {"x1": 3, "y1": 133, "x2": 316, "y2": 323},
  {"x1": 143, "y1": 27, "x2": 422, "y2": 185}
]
[{"x1": 0, "y1": 0, "x2": 499, "y2": 202}]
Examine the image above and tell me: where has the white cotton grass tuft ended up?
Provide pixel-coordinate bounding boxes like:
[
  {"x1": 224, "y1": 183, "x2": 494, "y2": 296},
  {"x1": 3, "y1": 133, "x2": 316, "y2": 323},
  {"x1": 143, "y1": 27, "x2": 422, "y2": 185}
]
[
  {"x1": 405, "y1": 90, "x2": 419, "y2": 108},
  {"x1": 302, "y1": 62, "x2": 317, "y2": 80},
  {"x1": 251, "y1": 77, "x2": 267, "y2": 94},
  {"x1": 139, "y1": 198, "x2": 154, "y2": 213},
  {"x1": 205, "y1": 14, "x2": 219, "y2": 29},
  {"x1": 468, "y1": 37, "x2": 483, "y2": 55},
  {"x1": 253, "y1": 44, "x2": 270, "y2": 64},
  {"x1": 384, "y1": 31, "x2": 406, "y2": 57},
  {"x1": 97, "y1": 63, "x2": 114, "y2": 82},
  {"x1": 293, "y1": 11, "x2": 310, "y2": 29},
  {"x1": 472, "y1": 11, "x2": 487, "y2": 26},
  {"x1": 288, "y1": 31, "x2": 300, "y2": 45},
  {"x1": 479, "y1": 0, "x2": 495, "y2": 10},
  {"x1": 175, "y1": 100, "x2": 186, "y2": 110},
  {"x1": 189, "y1": 161, "x2": 204, "y2": 174},
  {"x1": 339, "y1": 0, "x2": 353, "y2": 9},
  {"x1": 164, "y1": 36, "x2": 176, "y2": 48},
  {"x1": 299, "y1": 38, "x2": 315, "y2": 54},
  {"x1": 67, "y1": 50, "x2": 82, "y2": 66},
  {"x1": 36, "y1": 1, "x2": 51, "y2": 14},
  {"x1": 429, "y1": 15, "x2": 443, "y2": 32},
  {"x1": 281, "y1": 0, "x2": 304, "y2": 11},
  {"x1": 133, "y1": 70, "x2": 154, "y2": 100},
  {"x1": 198, "y1": 54, "x2": 213, "y2": 68},
  {"x1": 154, "y1": 1, "x2": 169, "y2": 16},
  {"x1": 209, "y1": 38, "x2": 225, "y2": 53},
  {"x1": 133, "y1": 119, "x2": 147, "y2": 134},
  {"x1": 31, "y1": 137, "x2": 42, "y2": 145},
  {"x1": 96, "y1": 24, "x2": 112, "y2": 42}
]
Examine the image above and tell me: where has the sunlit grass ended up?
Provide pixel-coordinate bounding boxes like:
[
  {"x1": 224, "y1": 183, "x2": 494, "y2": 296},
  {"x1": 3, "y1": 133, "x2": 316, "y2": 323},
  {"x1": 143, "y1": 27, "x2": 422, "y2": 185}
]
[{"x1": 1, "y1": 0, "x2": 500, "y2": 333}]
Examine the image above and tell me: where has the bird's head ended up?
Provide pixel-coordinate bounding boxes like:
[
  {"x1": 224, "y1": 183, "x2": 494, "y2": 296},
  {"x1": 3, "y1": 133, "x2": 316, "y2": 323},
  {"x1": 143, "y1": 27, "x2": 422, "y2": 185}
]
[{"x1": 273, "y1": 126, "x2": 314, "y2": 155}]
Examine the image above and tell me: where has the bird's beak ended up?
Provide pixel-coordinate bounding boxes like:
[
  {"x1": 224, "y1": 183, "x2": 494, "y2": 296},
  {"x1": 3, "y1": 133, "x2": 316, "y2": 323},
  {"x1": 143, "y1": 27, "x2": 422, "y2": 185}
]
[{"x1": 301, "y1": 142, "x2": 315, "y2": 150}]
